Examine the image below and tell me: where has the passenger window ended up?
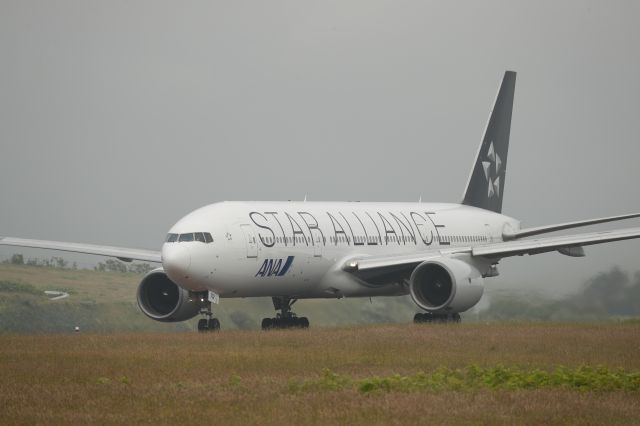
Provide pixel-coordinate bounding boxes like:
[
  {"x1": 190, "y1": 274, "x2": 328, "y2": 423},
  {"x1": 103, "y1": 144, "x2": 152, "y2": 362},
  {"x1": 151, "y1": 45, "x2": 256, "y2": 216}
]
[
  {"x1": 195, "y1": 232, "x2": 206, "y2": 243},
  {"x1": 166, "y1": 233, "x2": 178, "y2": 243},
  {"x1": 179, "y1": 233, "x2": 194, "y2": 242},
  {"x1": 204, "y1": 233, "x2": 213, "y2": 243}
]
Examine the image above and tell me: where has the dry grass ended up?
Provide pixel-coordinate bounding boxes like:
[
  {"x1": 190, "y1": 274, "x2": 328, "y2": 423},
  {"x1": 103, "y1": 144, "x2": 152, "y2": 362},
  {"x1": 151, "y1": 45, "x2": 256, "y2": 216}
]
[{"x1": 1, "y1": 322, "x2": 639, "y2": 424}]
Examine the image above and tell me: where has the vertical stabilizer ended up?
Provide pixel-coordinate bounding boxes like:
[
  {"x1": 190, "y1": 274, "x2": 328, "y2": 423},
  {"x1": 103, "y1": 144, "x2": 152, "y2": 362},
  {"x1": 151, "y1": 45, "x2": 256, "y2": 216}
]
[{"x1": 462, "y1": 71, "x2": 516, "y2": 213}]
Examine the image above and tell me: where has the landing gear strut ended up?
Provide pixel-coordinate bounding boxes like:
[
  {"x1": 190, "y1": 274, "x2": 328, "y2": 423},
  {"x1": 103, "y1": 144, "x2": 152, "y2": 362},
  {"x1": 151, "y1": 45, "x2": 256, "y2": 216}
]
[
  {"x1": 197, "y1": 299, "x2": 221, "y2": 332},
  {"x1": 413, "y1": 312, "x2": 461, "y2": 324},
  {"x1": 261, "y1": 297, "x2": 309, "y2": 330}
]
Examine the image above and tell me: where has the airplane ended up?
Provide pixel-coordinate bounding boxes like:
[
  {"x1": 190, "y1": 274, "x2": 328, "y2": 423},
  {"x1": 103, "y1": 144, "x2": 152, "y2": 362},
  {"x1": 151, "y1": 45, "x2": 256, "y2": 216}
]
[{"x1": 2, "y1": 71, "x2": 640, "y2": 331}]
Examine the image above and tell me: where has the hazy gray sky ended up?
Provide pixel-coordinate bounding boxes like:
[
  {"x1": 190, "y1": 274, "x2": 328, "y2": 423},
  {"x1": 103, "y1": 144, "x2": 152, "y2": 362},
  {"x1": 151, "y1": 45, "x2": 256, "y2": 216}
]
[{"x1": 1, "y1": 1, "x2": 639, "y2": 296}]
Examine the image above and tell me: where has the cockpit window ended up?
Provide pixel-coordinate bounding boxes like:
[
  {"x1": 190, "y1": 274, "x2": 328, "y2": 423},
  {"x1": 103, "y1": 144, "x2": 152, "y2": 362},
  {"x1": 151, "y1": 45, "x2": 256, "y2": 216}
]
[
  {"x1": 178, "y1": 233, "x2": 195, "y2": 242},
  {"x1": 166, "y1": 232, "x2": 213, "y2": 243}
]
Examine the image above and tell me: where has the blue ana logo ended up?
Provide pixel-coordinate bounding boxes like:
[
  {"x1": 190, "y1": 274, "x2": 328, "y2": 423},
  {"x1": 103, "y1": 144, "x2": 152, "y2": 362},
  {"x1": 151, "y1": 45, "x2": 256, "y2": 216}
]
[{"x1": 255, "y1": 256, "x2": 294, "y2": 277}]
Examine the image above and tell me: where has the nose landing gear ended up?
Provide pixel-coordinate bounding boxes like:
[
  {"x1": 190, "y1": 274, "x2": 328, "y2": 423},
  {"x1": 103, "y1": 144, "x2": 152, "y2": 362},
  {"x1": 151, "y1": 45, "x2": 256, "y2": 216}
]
[
  {"x1": 197, "y1": 300, "x2": 221, "y2": 332},
  {"x1": 261, "y1": 297, "x2": 310, "y2": 330}
]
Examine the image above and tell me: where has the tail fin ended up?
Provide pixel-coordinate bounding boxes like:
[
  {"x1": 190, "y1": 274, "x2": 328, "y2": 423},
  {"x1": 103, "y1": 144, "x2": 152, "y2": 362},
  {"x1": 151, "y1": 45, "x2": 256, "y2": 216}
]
[{"x1": 462, "y1": 71, "x2": 516, "y2": 213}]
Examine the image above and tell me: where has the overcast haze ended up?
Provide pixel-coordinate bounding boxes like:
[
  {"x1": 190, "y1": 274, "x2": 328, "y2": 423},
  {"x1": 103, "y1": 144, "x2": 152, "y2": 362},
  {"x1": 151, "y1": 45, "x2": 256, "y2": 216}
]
[{"x1": 1, "y1": 1, "x2": 639, "y2": 296}]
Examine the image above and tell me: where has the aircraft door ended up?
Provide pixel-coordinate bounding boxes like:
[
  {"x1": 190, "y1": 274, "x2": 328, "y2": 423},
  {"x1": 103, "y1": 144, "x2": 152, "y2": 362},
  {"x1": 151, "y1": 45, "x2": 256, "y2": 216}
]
[{"x1": 240, "y1": 224, "x2": 258, "y2": 258}]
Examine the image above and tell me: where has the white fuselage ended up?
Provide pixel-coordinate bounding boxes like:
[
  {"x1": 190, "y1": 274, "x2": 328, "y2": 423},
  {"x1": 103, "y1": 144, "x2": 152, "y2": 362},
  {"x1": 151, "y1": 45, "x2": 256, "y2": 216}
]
[{"x1": 161, "y1": 201, "x2": 519, "y2": 299}]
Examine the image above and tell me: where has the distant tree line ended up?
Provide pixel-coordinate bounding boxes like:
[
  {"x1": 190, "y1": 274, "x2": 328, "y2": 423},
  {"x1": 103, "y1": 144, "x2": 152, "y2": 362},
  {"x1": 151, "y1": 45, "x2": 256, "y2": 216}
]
[
  {"x1": 478, "y1": 266, "x2": 640, "y2": 321},
  {"x1": 4, "y1": 254, "x2": 77, "y2": 270},
  {"x1": 94, "y1": 259, "x2": 153, "y2": 274}
]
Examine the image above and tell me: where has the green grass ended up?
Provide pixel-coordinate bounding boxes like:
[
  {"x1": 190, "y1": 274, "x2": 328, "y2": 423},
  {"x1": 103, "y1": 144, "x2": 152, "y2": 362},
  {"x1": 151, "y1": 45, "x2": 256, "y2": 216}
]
[
  {"x1": 0, "y1": 279, "x2": 41, "y2": 295},
  {"x1": 292, "y1": 365, "x2": 640, "y2": 393}
]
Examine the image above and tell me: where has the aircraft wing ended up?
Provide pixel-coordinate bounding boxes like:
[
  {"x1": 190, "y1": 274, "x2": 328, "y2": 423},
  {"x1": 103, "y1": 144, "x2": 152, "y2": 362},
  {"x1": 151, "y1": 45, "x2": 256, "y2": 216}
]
[
  {"x1": 0, "y1": 237, "x2": 161, "y2": 263},
  {"x1": 473, "y1": 227, "x2": 640, "y2": 258},
  {"x1": 502, "y1": 212, "x2": 640, "y2": 240},
  {"x1": 343, "y1": 227, "x2": 640, "y2": 274}
]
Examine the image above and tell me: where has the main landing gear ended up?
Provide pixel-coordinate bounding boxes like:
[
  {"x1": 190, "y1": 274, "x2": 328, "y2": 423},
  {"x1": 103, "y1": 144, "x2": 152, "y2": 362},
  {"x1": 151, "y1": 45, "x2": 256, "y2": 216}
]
[
  {"x1": 414, "y1": 312, "x2": 461, "y2": 324},
  {"x1": 261, "y1": 297, "x2": 310, "y2": 330},
  {"x1": 197, "y1": 300, "x2": 221, "y2": 332}
]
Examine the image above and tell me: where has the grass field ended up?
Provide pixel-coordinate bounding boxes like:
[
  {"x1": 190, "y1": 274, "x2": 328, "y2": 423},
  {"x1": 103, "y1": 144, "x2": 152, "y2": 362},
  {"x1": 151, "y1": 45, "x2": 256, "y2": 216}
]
[
  {"x1": 1, "y1": 322, "x2": 639, "y2": 425},
  {"x1": 0, "y1": 263, "x2": 419, "y2": 333}
]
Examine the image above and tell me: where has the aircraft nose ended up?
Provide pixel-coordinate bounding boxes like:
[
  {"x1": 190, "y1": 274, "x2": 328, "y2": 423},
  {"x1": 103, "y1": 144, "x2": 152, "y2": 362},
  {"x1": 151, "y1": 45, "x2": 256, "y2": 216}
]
[{"x1": 162, "y1": 244, "x2": 191, "y2": 281}]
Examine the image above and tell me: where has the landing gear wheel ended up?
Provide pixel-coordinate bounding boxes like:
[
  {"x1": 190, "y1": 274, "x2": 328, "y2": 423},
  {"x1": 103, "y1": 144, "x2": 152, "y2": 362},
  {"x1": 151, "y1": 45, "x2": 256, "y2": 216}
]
[
  {"x1": 195, "y1": 295, "x2": 221, "y2": 332},
  {"x1": 261, "y1": 297, "x2": 310, "y2": 330},
  {"x1": 197, "y1": 318, "x2": 208, "y2": 332},
  {"x1": 262, "y1": 318, "x2": 273, "y2": 330},
  {"x1": 414, "y1": 312, "x2": 461, "y2": 324},
  {"x1": 299, "y1": 317, "x2": 309, "y2": 328},
  {"x1": 208, "y1": 318, "x2": 221, "y2": 331},
  {"x1": 414, "y1": 313, "x2": 433, "y2": 324}
]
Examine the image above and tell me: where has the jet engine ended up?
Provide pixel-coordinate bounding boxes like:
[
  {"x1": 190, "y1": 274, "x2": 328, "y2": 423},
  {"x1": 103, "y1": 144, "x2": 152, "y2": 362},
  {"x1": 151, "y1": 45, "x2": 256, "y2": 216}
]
[
  {"x1": 409, "y1": 258, "x2": 484, "y2": 313},
  {"x1": 136, "y1": 268, "x2": 205, "y2": 322}
]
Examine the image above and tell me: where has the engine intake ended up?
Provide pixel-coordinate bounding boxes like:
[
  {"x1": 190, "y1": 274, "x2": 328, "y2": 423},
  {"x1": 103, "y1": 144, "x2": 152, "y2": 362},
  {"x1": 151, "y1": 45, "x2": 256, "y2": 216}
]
[
  {"x1": 136, "y1": 268, "x2": 205, "y2": 322},
  {"x1": 409, "y1": 258, "x2": 484, "y2": 313}
]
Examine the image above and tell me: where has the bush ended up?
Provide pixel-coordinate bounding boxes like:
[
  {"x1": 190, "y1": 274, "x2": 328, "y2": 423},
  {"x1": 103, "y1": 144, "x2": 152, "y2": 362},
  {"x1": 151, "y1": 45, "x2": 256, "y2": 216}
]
[
  {"x1": 291, "y1": 365, "x2": 640, "y2": 393},
  {"x1": 0, "y1": 280, "x2": 40, "y2": 295}
]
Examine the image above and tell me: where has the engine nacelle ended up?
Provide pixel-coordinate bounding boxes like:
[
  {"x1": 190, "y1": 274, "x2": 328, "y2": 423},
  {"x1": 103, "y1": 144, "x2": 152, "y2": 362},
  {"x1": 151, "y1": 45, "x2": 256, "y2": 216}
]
[
  {"x1": 136, "y1": 268, "x2": 205, "y2": 322},
  {"x1": 409, "y1": 258, "x2": 484, "y2": 313}
]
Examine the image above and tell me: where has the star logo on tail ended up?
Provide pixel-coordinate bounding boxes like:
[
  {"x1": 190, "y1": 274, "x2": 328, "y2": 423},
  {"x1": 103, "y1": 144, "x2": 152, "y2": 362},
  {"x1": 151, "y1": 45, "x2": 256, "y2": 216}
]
[{"x1": 481, "y1": 142, "x2": 502, "y2": 198}]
